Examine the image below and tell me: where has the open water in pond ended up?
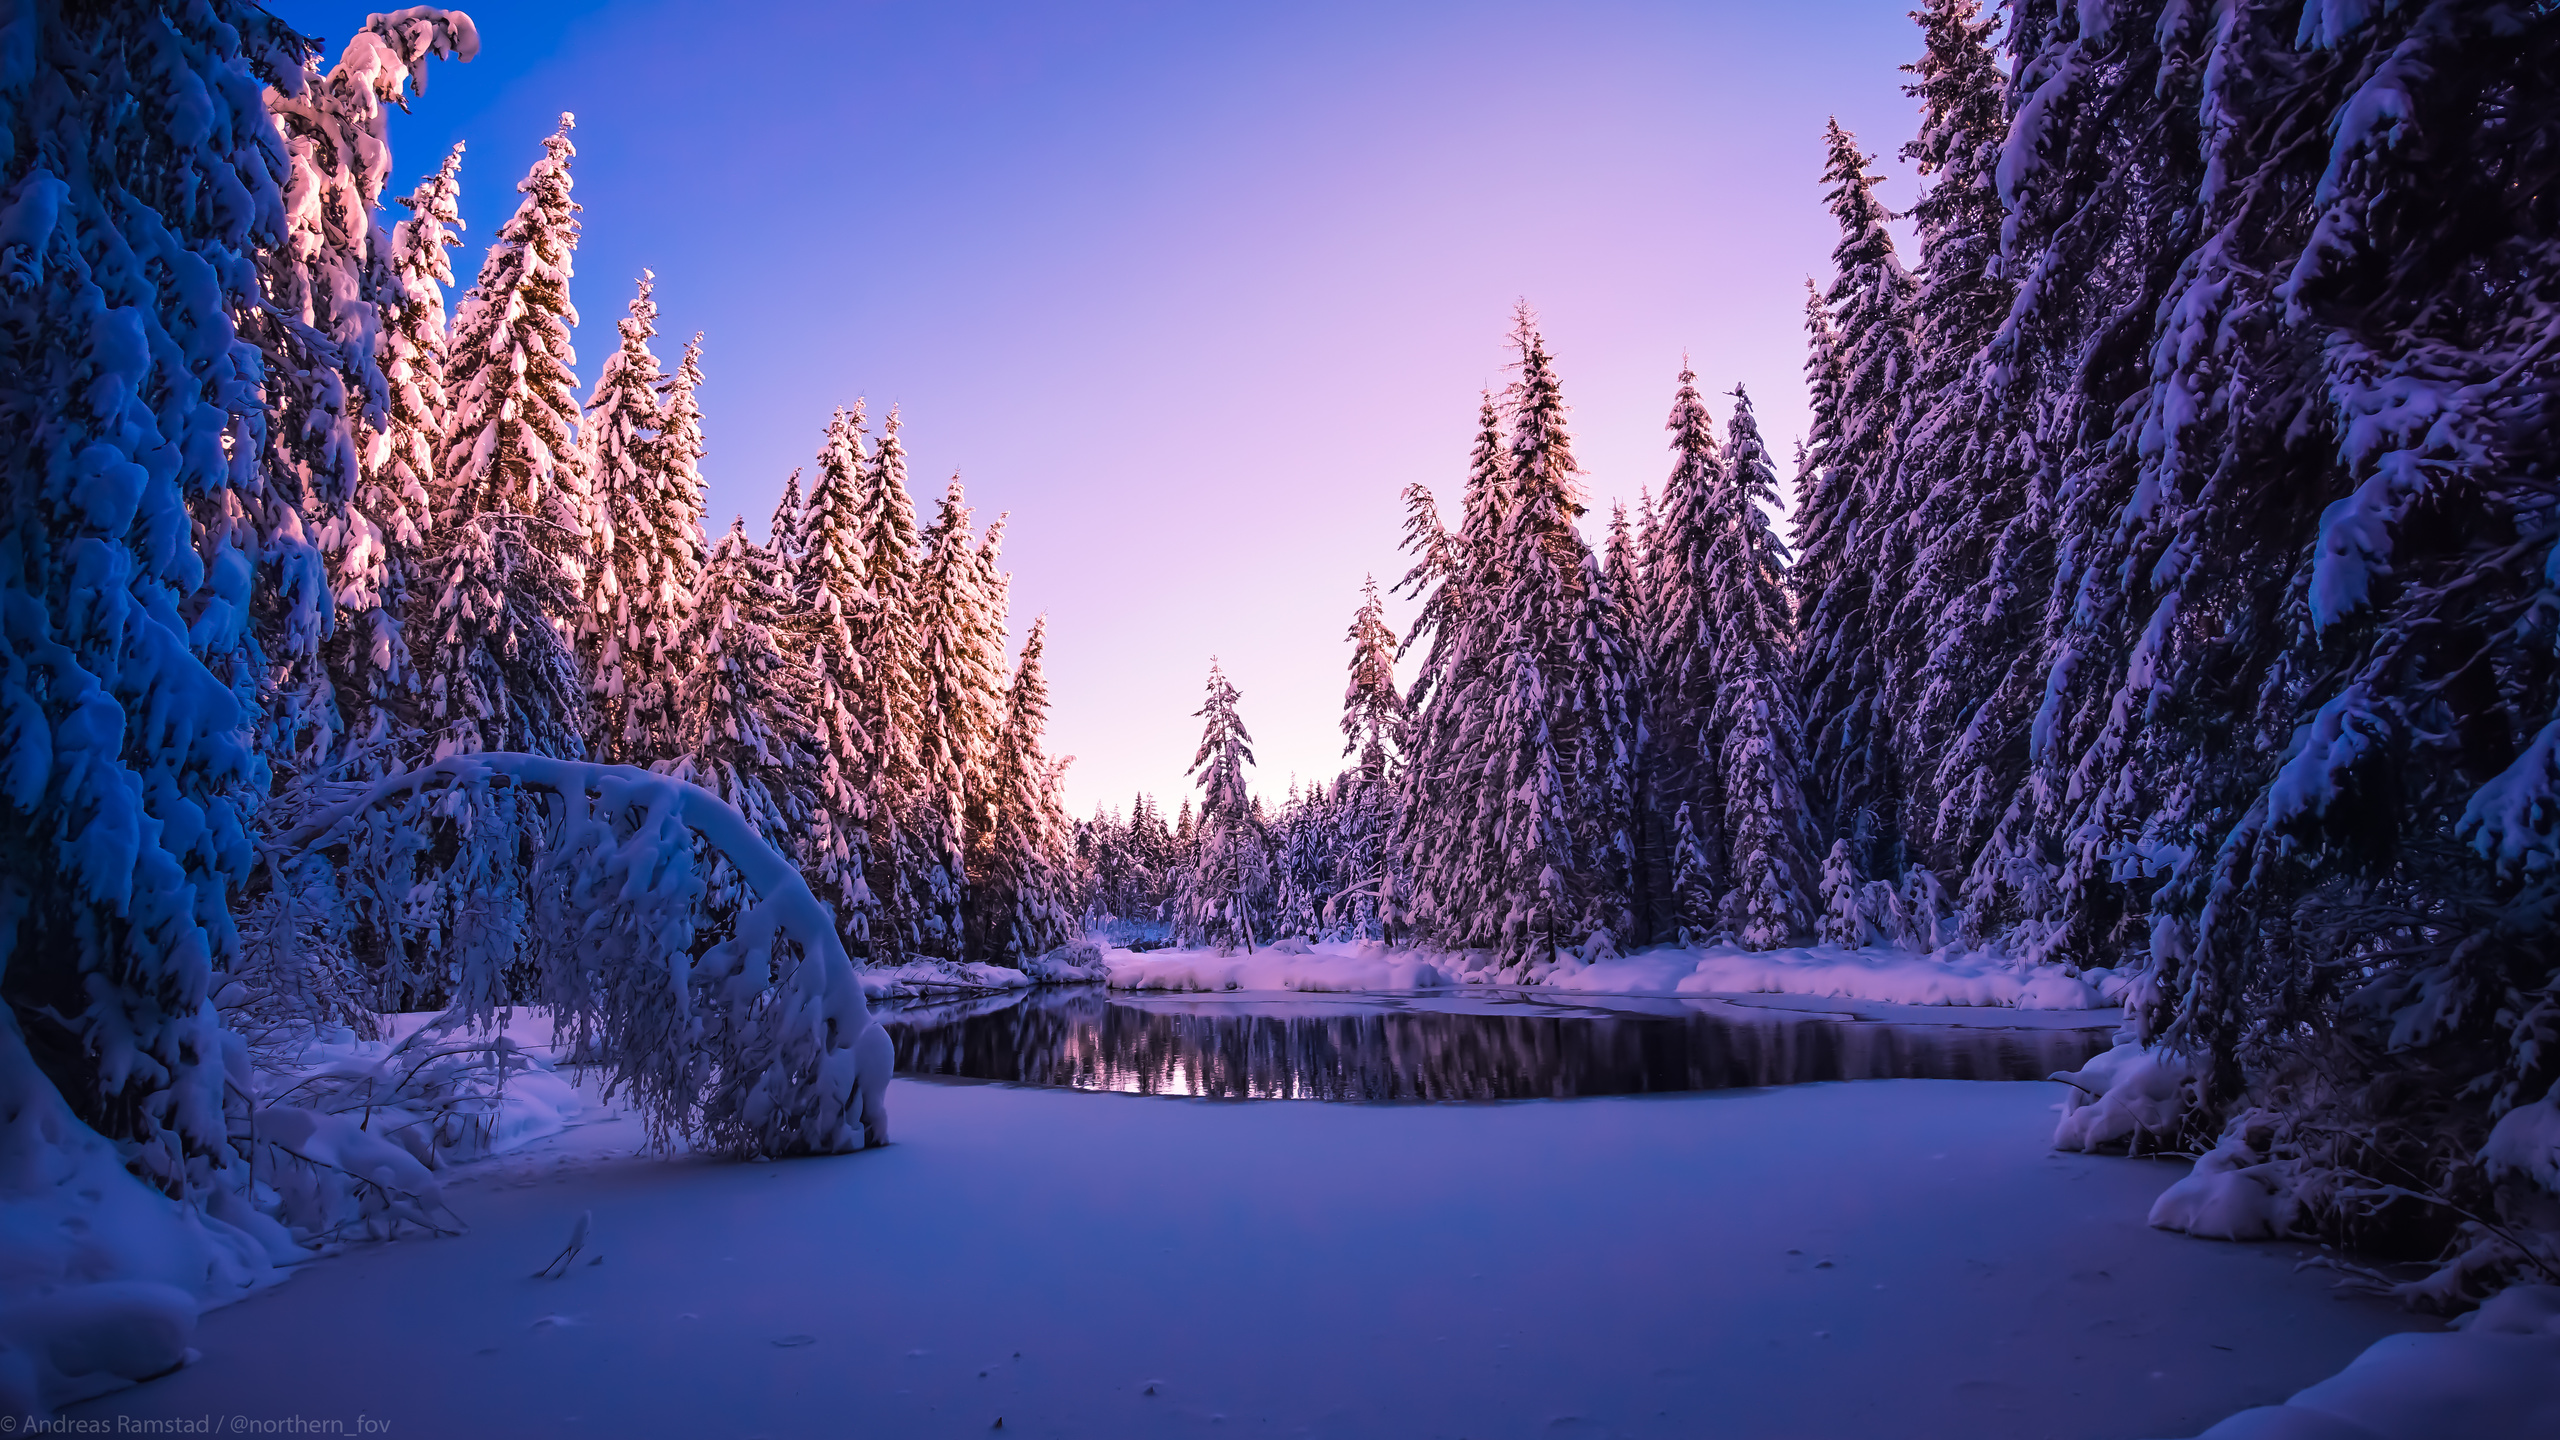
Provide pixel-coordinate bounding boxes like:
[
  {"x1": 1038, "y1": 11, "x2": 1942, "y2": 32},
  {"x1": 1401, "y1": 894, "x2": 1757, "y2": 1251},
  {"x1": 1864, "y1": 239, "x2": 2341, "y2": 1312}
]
[{"x1": 879, "y1": 987, "x2": 2115, "y2": 1101}]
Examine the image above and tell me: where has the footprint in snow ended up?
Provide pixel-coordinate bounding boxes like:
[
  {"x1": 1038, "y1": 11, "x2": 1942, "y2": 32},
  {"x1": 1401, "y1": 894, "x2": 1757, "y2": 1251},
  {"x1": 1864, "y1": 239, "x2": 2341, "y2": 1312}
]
[
  {"x1": 530, "y1": 1314, "x2": 583, "y2": 1331},
  {"x1": 773, "y1": 1335, "x2": 818, "y2": 1348}
]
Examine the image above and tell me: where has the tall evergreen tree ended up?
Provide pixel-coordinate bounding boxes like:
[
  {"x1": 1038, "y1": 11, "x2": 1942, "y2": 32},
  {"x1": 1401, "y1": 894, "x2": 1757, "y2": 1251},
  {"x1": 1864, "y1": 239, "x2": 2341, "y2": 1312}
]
[
  {"x1": 1709, "y1": 387, "x2": 1816, "y2": 948},
  {"x1": 767, "y1": 467, "x2": 808, "y2": 576},
  {"x1": 255, "y1": 12, "x2": 479, "y2": 769},
  {"x1": 661, "y1": 519, "x2": 823, "y2": 914},
  {"x1": 847, "y1": 407, "x2": 930, "y2": 963},
  {"x1": 1887, "y1": 0, "x2": 2030, "y2": 880},
  {"x1": 1340, "y1": 576, "x2": 1404, "y2": 939},
  {"x1": 420, "y1": 114, "x2": 589, "y2": 760},
  {"x1": 1400, "y1": 310, "x2": 1630, "y2": 969},
  {"x1": 910, "y1": 477, "x2": 1005, "y2": 959},
  {"x1": 792, "y1": 405, "x2": 879, "y2": 955},
  {"x1": 1796, "y1": 121, "x2": 1917, "y2": 883},
  {"x1": 970, "y1": 617, "x2": 1077, "y2": 961},
  {"x1": 1177, "y1": 659, "x2": 1266, "y2": 950},
  {"x1": 1641, "y1": 366, "x2": 1729, "y2": 939},
  {"x1": 578, "y1": 272, "x2": 702, "y2": 765},
  {"x1": 348, "y1": 141, "x2": 466, "y2": 772},
  {"x1": 0, "y1": 0, "x2": 320, "y2": 1195},
  {"x1": 1341, "y1": 575, "x2": 1402, "y2": 781}
]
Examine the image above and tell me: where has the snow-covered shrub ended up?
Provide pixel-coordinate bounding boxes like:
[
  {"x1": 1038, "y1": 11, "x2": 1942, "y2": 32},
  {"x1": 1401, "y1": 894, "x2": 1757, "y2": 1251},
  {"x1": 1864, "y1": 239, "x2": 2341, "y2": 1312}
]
[
  {"x1": 273, "y1": 756, "x2": 892, "y2": 1156},
  {"x1": 2051, "y1": 1041, "x2": 2204, "y2": 1155},
  {"x1": 1020, "y1": 940, "x2": 1110, "y2": 983}
]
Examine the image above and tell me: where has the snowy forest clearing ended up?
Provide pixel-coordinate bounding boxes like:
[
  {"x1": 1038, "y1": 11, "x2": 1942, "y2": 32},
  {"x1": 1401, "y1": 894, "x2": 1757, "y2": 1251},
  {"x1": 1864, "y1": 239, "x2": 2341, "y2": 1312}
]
[{"x1": 74, "y1": 1074, "x2": 2463, "y2": 1440}]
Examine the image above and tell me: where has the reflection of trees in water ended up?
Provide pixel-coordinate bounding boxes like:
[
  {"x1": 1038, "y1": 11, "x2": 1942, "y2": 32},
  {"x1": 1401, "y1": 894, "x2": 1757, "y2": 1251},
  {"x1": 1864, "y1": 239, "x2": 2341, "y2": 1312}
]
[{"x1": 880, "y1": 991, "x2": 2112, "y2": 1100}]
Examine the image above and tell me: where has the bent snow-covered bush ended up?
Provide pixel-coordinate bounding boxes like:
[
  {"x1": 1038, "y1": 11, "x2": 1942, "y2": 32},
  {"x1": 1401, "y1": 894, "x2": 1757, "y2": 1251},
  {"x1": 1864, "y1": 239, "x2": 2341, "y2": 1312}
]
[{"x1": 274, "y1": 755, "x2": 893, "y2": 1157}]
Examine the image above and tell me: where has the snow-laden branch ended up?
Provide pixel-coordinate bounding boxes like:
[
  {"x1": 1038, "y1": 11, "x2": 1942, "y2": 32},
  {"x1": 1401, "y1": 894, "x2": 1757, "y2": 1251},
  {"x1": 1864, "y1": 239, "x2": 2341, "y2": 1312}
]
[{"x1": 273, "y1": 753, "x2": 890, "y2": 1158}]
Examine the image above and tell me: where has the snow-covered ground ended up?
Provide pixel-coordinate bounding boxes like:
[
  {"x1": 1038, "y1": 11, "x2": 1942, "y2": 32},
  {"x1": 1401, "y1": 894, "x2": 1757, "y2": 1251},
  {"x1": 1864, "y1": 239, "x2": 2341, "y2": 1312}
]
[
  {"x1": 71, "y1": 1068, "x2": 2482, "y2": 1439},
  {"x1": 1103, "y1": 937, "x2": 2122, "y2": 1009}
]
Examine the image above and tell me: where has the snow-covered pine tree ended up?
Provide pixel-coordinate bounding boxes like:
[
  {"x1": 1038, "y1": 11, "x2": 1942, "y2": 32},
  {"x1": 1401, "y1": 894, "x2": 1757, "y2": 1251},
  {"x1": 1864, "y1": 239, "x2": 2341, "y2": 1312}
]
[
  {"x1": 1816, "y1": 0, "x2": 2560, "y2": 1285},
  {"x1": 660, "y1": 518, "x2": 824, "y2": 916},
  {"x1": 1796, "y1": 119, "x2": 1918, "y2": 886},
  {"x1": 577, "y1": 273, "x2": 703, "y2": 766},
  {"x1": 1884, "y1": 0, "x2": 2031, "y2": 881},
  {"x1": 838, "y1": 406, "x2": 930, "y2": 963},
  {"x1": 969, "y1": 617, "x2": 1078, "y2": 961},
  {"x1": 960, "y1": 507, "x2": 1021, "y2": 948},
  {"x1": 910, "y1": 476, "x2": 1006, "y2": 960},
  {"x1": 1339, "y1": 576, "x2": 1404, "y2": 939},
  {"x1": 1342, "y1": 575, "x2": 1402, "y2": 781},
  {"x1": 419, "y1": 114, "x2": 590, "y2": 760},
  {"x1": 1177, "y1": 659, "x2": 1267, "y2": 950},
  {"x1": 792, "y1": 405, "x2": 880, "y2": 956},
  {"x1": 1710, "y1": 388, "x2": 1816, "y2": 949},
  {"x1": 255, "y1": 11, "x2": 479, "y2": 770},
  {"x1": 0, "y1": 0, "x2": 321, "y2": 1197},
  {"x1": 349, "y1": 141, "x2": 467, "y2": 773},
  {"x1": 768, "y1": 467, "x2": 808, "y2": 577},
  {"x1": 1641, "y1": 366, "x2": 1728, "y2": 941}
]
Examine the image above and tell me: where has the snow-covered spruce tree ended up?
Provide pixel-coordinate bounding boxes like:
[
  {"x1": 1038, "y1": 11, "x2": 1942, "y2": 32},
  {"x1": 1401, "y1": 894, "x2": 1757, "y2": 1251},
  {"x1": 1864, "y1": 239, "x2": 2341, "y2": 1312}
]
[
  {"x1": 911, "y1": 476, "x2": 1007, "y2": 960},
  {"x1": 1338, "y1": 576, "x2": 1404, "y2": 938},
  {"x1": 1883, "y1": 0, "x2": 2033, "y2": 884},
  {"x1": 832, "y1": 407, "x2": 930, "y2": 963},
  {"x1": 419, "y1": 113, "x2": 590, "y2": 761},
  {"x1": 1393, "y1": 409, "x2": 1513, "y2": 955},
  {"x1": 1603, "y1": 498, "x2": 1660, "y2": 941},
  {"x1": 1641, "y1": 366, "x2": 1730, "y2": 942},
  {"x1": 577, "y1": 273, "x2": 703, "y2": 766},
  {"x1": 1176, "y1": 659, "x2": 1268, "y2": 950},
  {"x1": 961, "y1": 507, "x2": 1023, "y2": 949},
  {"x1": 345, "y1": 141, "x2": 467, "y2": 773},
  {"x1": 767, "y1": 466, "x2": 808, "y2": 578},
  {"x1": 1852, "y1": 0, "x2": 2560, "y2": 1291},
  {"x1": 0, "y1": 0, "x2": 314, "y2": 1201},
  {"x1": 1710, "y1": 388, "x2": 1816, "y2": 949},
  {"x1": 969, "y1": 617, "x2": 1078, "y2": 962},
  {"x1": 1795, "y1": 119, "x2": 1918, "y2": 886},
  {"x1": 660, "y1": 518, "x2": 823, "y2": 916},
  {"x1": 253, "y1": 11, "x2": 479, "y2": 770},
  {"x1": 791, "y1": 405, "x2": 880, "y2": 957},
  {"x1": 1454, "y1": 313, "x2": 1631, "y2": 970}
]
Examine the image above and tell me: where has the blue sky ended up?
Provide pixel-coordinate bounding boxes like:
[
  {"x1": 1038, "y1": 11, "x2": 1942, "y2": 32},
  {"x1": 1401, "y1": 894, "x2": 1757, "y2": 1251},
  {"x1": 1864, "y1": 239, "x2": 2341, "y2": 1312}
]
[{"x1": 301, "y1": 0, "x2": 1939, "y2": 814}]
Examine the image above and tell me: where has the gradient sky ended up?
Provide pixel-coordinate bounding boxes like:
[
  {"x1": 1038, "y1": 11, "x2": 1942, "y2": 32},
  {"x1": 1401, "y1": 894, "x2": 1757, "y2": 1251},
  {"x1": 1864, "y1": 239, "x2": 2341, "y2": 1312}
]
[{"x1": 298, "y1": 0, "x2": 1937, "y2": 817}]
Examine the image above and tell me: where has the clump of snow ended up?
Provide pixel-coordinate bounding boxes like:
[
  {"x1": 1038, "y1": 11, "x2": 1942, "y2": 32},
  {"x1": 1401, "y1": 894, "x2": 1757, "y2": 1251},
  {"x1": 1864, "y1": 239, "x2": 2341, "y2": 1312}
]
[
  {"x1": 0, "y1": 1283, "x2": 198, "y2": 1418},
  {"x1": 1019, "y1": 940, "x2": 1112, "y2": 983},
  {"x1": 858, "y1": 961, "x2": 1036, "y2": 999},
  {"x1": 2484, "y1": 1081, "x2": 2560, "y2": 1193},
  {"x1": 0, "y1": 1029, "x2": 284, "y2": 1415},
  {"x1": 2148, "y1": 1125, "x2": 2301, "y2": 1241},
  {"x1": 2051, "y1": 1040, "x2": 2201, "y2": 1153},
  {"x1": 2150, "y1": 1285, "x2": 2560, "y2": 1439}
]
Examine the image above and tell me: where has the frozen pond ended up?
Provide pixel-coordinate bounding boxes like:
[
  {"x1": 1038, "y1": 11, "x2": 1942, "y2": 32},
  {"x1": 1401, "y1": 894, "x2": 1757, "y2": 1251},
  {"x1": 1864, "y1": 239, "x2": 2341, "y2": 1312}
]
[{"x1": 879, "y1": 986, "x2": 2117, "y2": 1100}]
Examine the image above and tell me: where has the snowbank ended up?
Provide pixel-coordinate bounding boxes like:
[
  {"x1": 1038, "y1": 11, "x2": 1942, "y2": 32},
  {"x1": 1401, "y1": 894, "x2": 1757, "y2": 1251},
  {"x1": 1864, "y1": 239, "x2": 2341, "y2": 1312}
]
[
  {"x1": 2052, "y1": 1039, "x2": 2202, "y2": 1155},
  {"x1": 2149, "y1": 1284, "x2": 2560, "y2": 1440},
  {"x1": 1103, "y1": 937, "x2": 2109, "y2": 1010},
  {"x1": 0, "y1": 1032, "x2": 284, "y2": 1415},
  {"x1": 1106, "y1": 944, "x2": 1450, "y2": 993}
]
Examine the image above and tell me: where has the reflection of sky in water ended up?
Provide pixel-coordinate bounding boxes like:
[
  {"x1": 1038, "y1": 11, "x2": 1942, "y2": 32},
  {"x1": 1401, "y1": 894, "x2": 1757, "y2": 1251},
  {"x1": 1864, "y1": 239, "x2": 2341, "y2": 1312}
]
[{"x1": 880, "y1": 990, "x2": 2116, "y2": 1102}]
